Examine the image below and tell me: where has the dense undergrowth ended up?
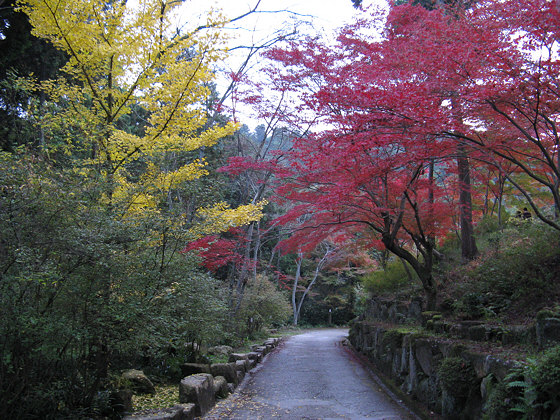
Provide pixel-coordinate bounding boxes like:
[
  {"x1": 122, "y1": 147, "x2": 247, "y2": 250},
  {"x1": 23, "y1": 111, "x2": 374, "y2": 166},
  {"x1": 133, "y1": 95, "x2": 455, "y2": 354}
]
[
  {"x1": 362, "y1": 215, "x2": 560, "y2": 324},
  {"x1": 439, "y1": 217, "x2": 560, "y2": 323}
]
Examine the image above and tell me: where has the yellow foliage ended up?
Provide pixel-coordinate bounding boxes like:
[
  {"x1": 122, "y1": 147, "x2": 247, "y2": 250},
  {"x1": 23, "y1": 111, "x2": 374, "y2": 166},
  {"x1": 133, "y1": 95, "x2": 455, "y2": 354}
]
[
  {"x1": 16, "y1": 0, "x2": 263, "y2": 234},
  {"x1": 189, "y1": 201, "x2": 268, "y2": 239},
  {"x1": 153, "y1": 160, "x2": 209, "y2": 191},
  {"x1": 17, "y1": 0, "x2": 230, "y2": 178}
]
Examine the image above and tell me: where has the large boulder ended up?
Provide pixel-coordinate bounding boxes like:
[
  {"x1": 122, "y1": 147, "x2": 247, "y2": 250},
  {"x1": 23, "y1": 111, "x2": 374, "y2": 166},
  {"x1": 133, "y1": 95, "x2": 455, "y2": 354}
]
[
  {"x1": 210, "y1": 363, "x2": 238, "y2": 385},
  {"x1": 122, "y1": 369, "x2": 155, "y2": 395},
  {"x1": 213, "y1": 376, "x2": 229, "y2": 399},
  {"x1": 179, "y1": 374, "x2": 215, "y2": 418}
]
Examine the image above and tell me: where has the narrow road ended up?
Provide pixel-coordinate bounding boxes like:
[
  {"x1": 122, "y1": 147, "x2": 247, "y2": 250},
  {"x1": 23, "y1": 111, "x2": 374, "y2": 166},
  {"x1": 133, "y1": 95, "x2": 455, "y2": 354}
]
[{"x1": 205, "y1": 329, "x2": 416, "y2": 419}]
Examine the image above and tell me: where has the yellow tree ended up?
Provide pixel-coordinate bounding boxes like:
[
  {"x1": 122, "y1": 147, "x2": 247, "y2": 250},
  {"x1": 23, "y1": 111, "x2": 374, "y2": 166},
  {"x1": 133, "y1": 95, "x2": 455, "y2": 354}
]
[{"x1": 18, "y1": 0, "x2": 264, "y2": 235}]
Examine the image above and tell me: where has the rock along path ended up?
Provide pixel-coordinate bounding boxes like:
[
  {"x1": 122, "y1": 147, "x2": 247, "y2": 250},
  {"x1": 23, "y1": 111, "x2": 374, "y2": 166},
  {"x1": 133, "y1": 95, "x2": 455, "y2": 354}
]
[{"x1": 204, "y1": 328, "x2": 417, "y2": 419}]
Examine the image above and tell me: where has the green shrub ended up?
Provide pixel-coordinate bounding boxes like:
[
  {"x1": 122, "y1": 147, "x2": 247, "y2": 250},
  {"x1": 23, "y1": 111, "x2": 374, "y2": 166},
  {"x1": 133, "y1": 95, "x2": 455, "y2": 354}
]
[
  {"x1": 476, "y1": 213, "x2": 509, "y2": 235},
  {"x1": 462, "y1": 224, "x2": 560, "y2": 315},
  {"x1": 236, "y1": 275, "x2": 291, "y2": 337},
  {"x1": 530, "y1": 345, "x2": 560, "y2": 416},
  {"x1": 484, "y1": 379, "x2": 518, "y2": 420},
  {"x1": 452, "y1": 292, "x2": 488, "y2": 320},
  {"x1": 536, "y1": 309, "x2": 559, "y2": 321},
  {"x1": 362, "y1": 259, "x2": 418, "y2": 295},
  {"x1": 500, "y1": 347, "x2": 560, "y2": 419}
]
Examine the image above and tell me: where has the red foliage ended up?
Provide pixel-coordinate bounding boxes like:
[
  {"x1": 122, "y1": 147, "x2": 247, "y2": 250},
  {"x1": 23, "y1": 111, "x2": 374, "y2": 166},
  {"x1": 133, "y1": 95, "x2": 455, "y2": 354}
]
[
  {"x1": 218, "y1": 156, "x2": 279, "y2": 177},
  {"x1": 264, "y1": 0, "x2": 560, "y2": 257},
  {"x1": 181, "y1": 228, "x2": 250, "y2": 273},
  {"x1": 239, "y1": 0, "x2": 560, "y2": 308}
]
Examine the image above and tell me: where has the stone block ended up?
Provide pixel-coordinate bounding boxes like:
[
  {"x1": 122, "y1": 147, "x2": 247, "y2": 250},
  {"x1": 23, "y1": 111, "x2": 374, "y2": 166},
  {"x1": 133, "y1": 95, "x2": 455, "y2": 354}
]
[
  {"x1": 537, "y1": 317, "x2": 560, "y2": 348},
  {"x1": 462, "y1": 351, "x2": 487, "y2": 379},
  {"x1": 207, "y1": 345, "x2": 233, "y2": 357},
  {"x1": 247, "y1": 352, "x2": 262, "y2": 363},
  {"x1": 235, "y1": 359, "x2": 249, "y2": 372},
  {"x1": 501, "y1": 325, "x2": 534, "y2": 346},
  {"x1": 180, "y1": 363, "x2": 211, "y2": 378},
  {"x1": 467, "y1": 325, "x2": 489, "y2": 341},
  {"x1": 263, "y1": 338, "x2": 277, "y2": 347},
  {"x1": 414, "y1": 340, "x2": 441, "y2": 376},
  {"x1": 228, "y1": 353, "x2": 249, "y2": 362},
  {"x1": 237, "y1": 370, "x2": 245, "y2": 382},
  {"x1": 179, "y1": 374, "x2": 215, "y2": 418},
  {"x1": 416, "y1": 377, "x2": 440, "y2": 412},
  {"x1": 483, "y1": 355, "x2": 517, "y2": 381},
  {"x1": 251, "y1": 345, "x2": 268, "y2": 355},
  {"x1": 210, "y1": 362, "x2": 238, "y2": 385},
  {"x1": 112, "y1": 389, "x2": 133, "y2": 413},
  {"x1": 480, "y1": 375, "x2": 492, "y2": 400},
  {"x1": 408, "y1": 297, "x2": 423, "y2": 320},
  {"x1": 213, "y1": 376, "x2": 229, "y2": 399}
]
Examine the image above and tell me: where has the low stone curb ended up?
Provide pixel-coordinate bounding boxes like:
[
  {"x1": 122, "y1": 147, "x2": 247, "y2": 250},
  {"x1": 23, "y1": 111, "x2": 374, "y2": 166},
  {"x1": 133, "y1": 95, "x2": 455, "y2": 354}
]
[{"x1": 123, "y1": 336, "x2": 283, "y2": 420}]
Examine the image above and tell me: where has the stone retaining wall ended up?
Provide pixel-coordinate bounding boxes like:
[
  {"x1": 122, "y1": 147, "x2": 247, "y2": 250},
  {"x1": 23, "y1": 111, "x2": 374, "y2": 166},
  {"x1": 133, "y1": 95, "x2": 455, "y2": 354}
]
[{"x1": 349, "y1": 320, "x2": 518, "y2": 419}]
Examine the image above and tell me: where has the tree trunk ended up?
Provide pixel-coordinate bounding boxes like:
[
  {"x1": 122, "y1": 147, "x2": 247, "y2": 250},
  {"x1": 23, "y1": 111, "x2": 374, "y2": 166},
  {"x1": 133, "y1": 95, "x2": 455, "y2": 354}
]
[
  {"x1": 234, "y1": 222, "x2": 255, "y2": 315},
  {"x1": 457, "y1": 141, "x2": 478, "y2": 261},
  {"x1": 497, "y1": 173, "x2": 504, "y2": 227},
  {"x1": 291, "y1": 254, "x2": 303, "y2": 326}
]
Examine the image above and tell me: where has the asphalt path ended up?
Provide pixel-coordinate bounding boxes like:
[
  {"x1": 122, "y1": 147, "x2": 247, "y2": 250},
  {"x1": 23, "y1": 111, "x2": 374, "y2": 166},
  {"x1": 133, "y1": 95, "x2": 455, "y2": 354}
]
[{"x1": 204, "y1": 329, "x2": 416, "y2": 419}]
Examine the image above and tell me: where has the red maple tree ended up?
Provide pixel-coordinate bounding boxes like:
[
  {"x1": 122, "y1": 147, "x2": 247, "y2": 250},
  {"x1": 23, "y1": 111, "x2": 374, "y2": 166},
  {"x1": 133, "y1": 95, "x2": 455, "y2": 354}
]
[{"x1": 259, "y1": 0, "x2": 560, "y2": 308}]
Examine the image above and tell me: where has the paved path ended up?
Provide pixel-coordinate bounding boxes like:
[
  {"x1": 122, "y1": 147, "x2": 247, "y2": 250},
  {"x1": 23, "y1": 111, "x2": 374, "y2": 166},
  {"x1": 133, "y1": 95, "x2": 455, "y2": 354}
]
[{"x1": 205, "y1": 329, "x2": 416, "y2": 419}]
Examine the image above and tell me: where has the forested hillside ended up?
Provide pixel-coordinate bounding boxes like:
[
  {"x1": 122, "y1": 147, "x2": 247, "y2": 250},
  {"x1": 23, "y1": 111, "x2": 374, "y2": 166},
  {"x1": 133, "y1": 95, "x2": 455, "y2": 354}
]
[{"x1": 1, "y1": 0, "x2": 559, "y2": 418}]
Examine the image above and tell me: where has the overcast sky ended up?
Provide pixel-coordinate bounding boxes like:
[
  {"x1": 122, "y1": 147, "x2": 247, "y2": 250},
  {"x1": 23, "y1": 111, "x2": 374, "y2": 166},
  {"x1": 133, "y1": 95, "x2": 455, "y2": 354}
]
[
  {"x1": 180, "y1": 0, "x2": 383, "y2": 129},
  {"x1": 187, "y1": 0, "x2": 369, "y2": 33}
]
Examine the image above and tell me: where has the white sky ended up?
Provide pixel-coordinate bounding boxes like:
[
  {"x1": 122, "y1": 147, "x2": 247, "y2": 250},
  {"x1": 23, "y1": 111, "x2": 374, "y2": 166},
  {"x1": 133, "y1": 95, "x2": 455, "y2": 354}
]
[
  {"x1": 180, "y1": 0, "x2": 382, "y2": 129},
  {"x1": 187, "y1": 0, "x2": 369, "y2": 35}
]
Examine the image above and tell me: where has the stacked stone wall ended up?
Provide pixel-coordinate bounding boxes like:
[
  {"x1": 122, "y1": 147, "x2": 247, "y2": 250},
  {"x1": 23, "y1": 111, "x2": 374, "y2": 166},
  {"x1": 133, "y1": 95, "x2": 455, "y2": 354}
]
[{"x1": 349, "y1": 320, "x2": 518, "y2": 419}]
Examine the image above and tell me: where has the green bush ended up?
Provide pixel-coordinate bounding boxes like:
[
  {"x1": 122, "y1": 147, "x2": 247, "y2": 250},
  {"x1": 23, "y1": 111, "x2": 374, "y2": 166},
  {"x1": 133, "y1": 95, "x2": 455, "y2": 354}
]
[
  {"x1": 461, "y1": 223, "x2": 560, "y2": 315},
  {"x1": 361, "y1": 259, "x2": 418, "y2": 295},
  {"x1": 498, "y1": 347, "x2": 560, "y2": 419},
  {"x1": 0, "y1": 153, "x2": 232, "y2": 418},
  {"x1": 530, "y1": 345, "x2": 560, "y2": 416},
  {"x1": 236, "y1": 275, "x2": 291, "y2": 337},
  {"x1": 452, "y1": 292, "x2": 495, "y2": 320},
  {"x1": 475, "y1": 213, "x2": 508, "y2": 235},
  {"x1": 484, "y1": 378, "x2": 519, "y2": 420}
]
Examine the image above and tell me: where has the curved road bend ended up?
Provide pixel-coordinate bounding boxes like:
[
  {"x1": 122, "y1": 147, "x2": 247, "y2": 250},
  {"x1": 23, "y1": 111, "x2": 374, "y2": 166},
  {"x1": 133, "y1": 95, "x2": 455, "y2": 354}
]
[{"x1": 204, "y1": 328, "x2": 417, "y2": 419}]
